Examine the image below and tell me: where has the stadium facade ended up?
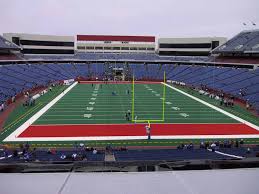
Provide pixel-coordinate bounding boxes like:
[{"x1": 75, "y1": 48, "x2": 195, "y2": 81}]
[
  {"x1": 3, "y1": 33, "x2": 75, "y2": 55},
  {"x1": 158, "y1": 37, "x2": 226, "y2": 56}
]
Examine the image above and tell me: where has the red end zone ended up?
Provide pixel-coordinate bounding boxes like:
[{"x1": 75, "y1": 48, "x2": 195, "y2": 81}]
[{"x1": 18, "y1": 123, "x2": 259, "y2": 138}]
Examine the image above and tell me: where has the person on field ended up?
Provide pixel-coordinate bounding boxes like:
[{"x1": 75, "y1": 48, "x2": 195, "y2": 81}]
[
  {"x1": 145, "y1": 125, "x2": 151, "y2": 140},
  {"x1": 125, "y1": 112, "x2": 129, "y2": 121},
  {"x1": 127, "y1": 110, "x2": 131, "y2": 117}
]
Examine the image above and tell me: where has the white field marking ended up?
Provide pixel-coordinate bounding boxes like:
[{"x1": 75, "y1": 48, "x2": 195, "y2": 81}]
[
  {"x1": 160, "y1": 98, "x2": 164, "y2": 100},
  {"x1": 7, "y1": 134, "x2": 259, "y2": 142},
  {"x1": 207, "y1": 149, "x2": 244, "y2": 159},
  {"x1": 165, "y1": 102, "x2": 172, "y2": 105},
  {"x1": 89, "y1": 102, "x2": 95, "y2": 105},
  {"x1": 92, "y1": 94, "x2": 98, "y2": 97},
  {"x1": 86, "y1": 107, "x2": 94, "y2": 111},
  {"x1": 90, "y1": 98, "x2": 96, "y2": 100},
  {"x1": 3, "y1": 81, "x2": 78, "y2": 142},
  {"x1": 148, "y1": 88, "x2": 152, "y2": 90},
  {"x1": 151, "y1": 91, "x2": 156, "y2": 93},
  {"x1": 179, "y1": 113, "x2": 189, "y2": 118},
  {"x1": 93, "y1": 91, "x2": 98, "y2": 93},
  {"x1": 163, "y1": 83, "x2": 259, "y2": 130},
  {"x1": 83, "y1": 114, "x2": 92, "y2": 118},
  {"x1": 172, "y1": 107, "x2": 180, "y2": 110},
  {"x1": 94, "y1": 84, "x2": 100, "y2": 90},
  {"x1": 155, "y1": 94, "x2": 160, "y2": 96}
]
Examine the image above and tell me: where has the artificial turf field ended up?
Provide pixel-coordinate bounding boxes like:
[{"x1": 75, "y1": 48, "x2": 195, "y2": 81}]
[{"x1": 3, "y1": 81, "x2": 259, "y2": 144}]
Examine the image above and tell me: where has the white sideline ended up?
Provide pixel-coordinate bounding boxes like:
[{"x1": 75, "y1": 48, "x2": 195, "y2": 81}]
[
  {"x1": 3, "y1": 82, "x2": 78, "y2": 142},
  {"x1": 4, "y1": 134, "x2": 259, "y2": 142},
  {"x1": 162, "y1": 83, "x2": 259, "y2": 131}
]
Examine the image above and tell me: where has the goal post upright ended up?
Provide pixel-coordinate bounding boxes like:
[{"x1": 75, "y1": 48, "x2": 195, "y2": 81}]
[
  {"x1": 132, "y1": 74, "x2": 135, "y2": 121},
  {"x1": 162, "y1": 71, "x2": 166, "y2": 121}
]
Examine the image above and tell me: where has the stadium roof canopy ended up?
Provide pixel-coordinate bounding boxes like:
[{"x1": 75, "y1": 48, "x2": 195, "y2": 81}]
[
  {"x1": 0, "y1": 35, "x2": 20, "y2": 50},
  {"x1": 212, "y1": 29, "x2": 259, "y2": 54}
]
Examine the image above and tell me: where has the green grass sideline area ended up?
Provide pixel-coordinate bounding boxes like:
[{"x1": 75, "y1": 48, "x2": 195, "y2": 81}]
[{"x1": 0, "y1": 85, "x2": 68, "y2": 143}]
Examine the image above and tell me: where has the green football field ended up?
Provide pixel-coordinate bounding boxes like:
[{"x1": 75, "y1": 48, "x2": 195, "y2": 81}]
[
  {"x1": 35, "y1": 83, "x2": 237, "y2": 124},
  {"x1": 2, "y1": 82, "x2": 259, "y2": 147}
]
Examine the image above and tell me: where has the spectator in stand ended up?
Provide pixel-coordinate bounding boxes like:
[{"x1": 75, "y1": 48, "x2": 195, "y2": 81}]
[
  {"x1": 220, "y1": 98, "x2": 224, "y2": 106},
  {"x1": 0, "y1": 102, "x2": 4, "y2": 112},
  {"x1": 246, "y1": 101, "x2": 250, "y2": 110},
  {"x1": 240, "y1": 139, "x2": 244, "y2": 145},
  {"x1": 13, "y1": 149, "x2": 18, "y2": 157},
  {"x1": 210, "y1": 142, "x2": 217, "y2": 152},
  {"x1": 224, "y1": 98, "x2": 228, "y2": 107},
  {"x1": 72, "y1": 153, "x2": 77, "y2": 160},
  {"x1": 200, "y1": 141, "x2": 205, "y2": 149},
  {"x1": 60, "y1": 154, "x2": 66, "y2": 160},
  {"x1": 11, "y1": 95, "x2": 15, "y2": 103},
  {"x1": 235, "y1": 140, "x2": 239, "y2": 148},
  {"x1": 93, "y1": 148, "x2": 98, "y2": 154},
  {"x1": 188, "y1": 143, "x2": 194, "y2": 149}
]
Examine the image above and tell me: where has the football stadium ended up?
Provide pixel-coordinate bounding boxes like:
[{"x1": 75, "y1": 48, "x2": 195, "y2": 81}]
[{"x1": 0, "y1": 1, "x2": 259, "y2": 193}]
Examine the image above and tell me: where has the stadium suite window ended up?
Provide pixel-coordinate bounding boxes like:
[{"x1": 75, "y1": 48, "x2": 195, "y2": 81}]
[
  {"x1": 130, "y1": 47, "x2": 138, "y2": 50},
  {"x1": 20, "y1": 40, "x2": 74, "y2": 47},
  {"x1": 86, "y1": 47, "x2": 94, "y2": 50},
  {"x1": 121, "y1": 47, "x2": 129, "y2": 50},
  {"x1": 22, "y1": 49, "x2": 74, "y2": 54},
  {"x1": 138, "y1": 48, "x2": 147, "y2": 50},
  {"x1": 122, "y1": 41, "x2": 129, "y2": 44},
  {"x1": 95, "y1": 47, "x2": 103, "y2": 50},
  {"x1": 113, "y1": 47, "x2": 120, "y2": 50},
  {"x1": 159, "y1": 43, "x2": 211, "y2": 48},
  {"x1": 77, "y1": 46, "x2": 85, "y2": 50},
  {"x1": 12, "y1": 37, "x2": 20, "y2": 46},
  {"x1": 147, "y1": 48, "x2": 155, "y2": 51},
  {"x1": 104, "y1": 47, "x2": 112, "y2": 50},
  {"x1": 104, "y1": 41, "x2": 112, "y2": 43}
]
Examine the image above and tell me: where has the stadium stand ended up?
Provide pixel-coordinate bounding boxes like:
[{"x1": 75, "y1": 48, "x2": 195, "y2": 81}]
[
  {"x1": 0, "y1": 143, "x2": 258, "y2": 162},
  {"x1": 0, "y1": 63, "x2": 258, "y2": 112},
  {"x1": 212, "y1": 30, "x2": 259, "y2": 54},
  {"x1": 22, "y1": 52, "x2": 210, "y2": 62}
]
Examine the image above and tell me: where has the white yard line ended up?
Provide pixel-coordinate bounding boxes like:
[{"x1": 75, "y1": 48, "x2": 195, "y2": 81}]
[
  {"x1": 162, "y1": 83, "x2": 259, "y2": 131},
  {"x1": 3, "y1": 82, "x2": 78, "y2": 142}
]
